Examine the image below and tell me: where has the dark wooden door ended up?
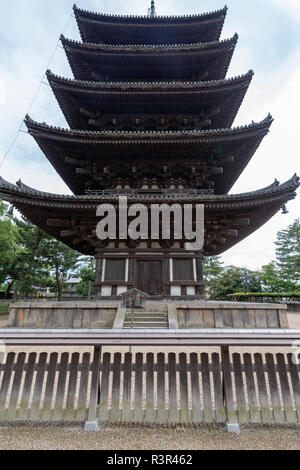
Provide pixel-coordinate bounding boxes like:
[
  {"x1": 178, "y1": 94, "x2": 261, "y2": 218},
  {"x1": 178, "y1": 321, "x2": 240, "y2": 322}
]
[{"x1": 136, "y1": 260, "x2": 163, "y2": 295}]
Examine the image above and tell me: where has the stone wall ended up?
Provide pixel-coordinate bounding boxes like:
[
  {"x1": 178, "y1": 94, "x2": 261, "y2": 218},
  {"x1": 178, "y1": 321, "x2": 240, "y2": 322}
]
[
  {"x1": 176, "y1": 302, "x2": 289, "y2": 329},
  {"x1": 8, "y1": 302, "x2": 119, "y2": 329},
  {"x1": 7, "y1": 300, "x2": 289, "y2": 329}
]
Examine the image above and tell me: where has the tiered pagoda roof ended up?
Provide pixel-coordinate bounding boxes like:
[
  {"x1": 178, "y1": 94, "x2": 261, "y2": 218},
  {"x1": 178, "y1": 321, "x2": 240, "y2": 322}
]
[
  {"x1": 74, "y1": 4, "x2": 228, "y2": 45},
  {"x1": 47, "y1": 70, "x2": 253, "y2": 131},
  {"x1": 61, "y1": 34, "x2": 238, "y2": 82},
  {"x1": 25, "y1": 115, "x2": 273, "y2": 195},
  {"x1": 1, "y1": 2, "x2": 298, "y2": 261},
  {"x1": 0, "y1": 174, "x2": 298, "y2": 256}
]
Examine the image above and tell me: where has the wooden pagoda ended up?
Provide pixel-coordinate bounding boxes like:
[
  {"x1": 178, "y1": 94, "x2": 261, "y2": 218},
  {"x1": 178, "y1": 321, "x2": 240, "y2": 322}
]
[{"x1": 0, "y1": 3, "x2": 298, "y2": 300}]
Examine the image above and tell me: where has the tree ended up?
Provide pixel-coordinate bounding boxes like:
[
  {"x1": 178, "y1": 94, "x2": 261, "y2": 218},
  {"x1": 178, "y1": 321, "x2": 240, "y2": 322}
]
[
  {"x1": 203, "y1": 256, "x2": 224, "y2": 281},
  {"x1": 10, "y1": 217, "x2": 47, "y2": 299},
  {"x1": 0, "y1": 201, "x2": 18, "y2": 285},
  {"x1": 76, "y1": 257, "x2": 95, "y2": 297},
  {"x1": 207, "y1": 266, "x2": 262, "y2": 300},
  {"x1": 38, "y1": 235, "x2": 81, "y2": 301},
  {"x1": 260, "y1": 261, "x2": 298, "y2": 292},
  {"x1": 203, "y1": 256, "x2": 224, "y2": 297},
  {"x1": 275, "y1": 219, "x2": 300, "y2": 285},
  {"x1": 0, "y1": 210, "x2": 82, "y2": 299}
]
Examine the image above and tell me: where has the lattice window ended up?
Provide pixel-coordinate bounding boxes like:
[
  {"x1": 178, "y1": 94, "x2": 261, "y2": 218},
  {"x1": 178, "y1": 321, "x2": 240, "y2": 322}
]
[{"x1": 173, "y1": 259, "x2": 194, "y2": 281}]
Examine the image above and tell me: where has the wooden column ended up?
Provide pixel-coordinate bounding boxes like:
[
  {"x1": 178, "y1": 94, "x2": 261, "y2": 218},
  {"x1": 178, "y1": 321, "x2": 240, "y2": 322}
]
[
  {"x1": 128, "y1": 256, "x2": 135, "y2": 284},
  {"x1": 94, "y1": 256, "x2": 103, "y2": 298},
  {"x1": 84, "y1": 345, "x2": 102, "y2": 431},
  {"x1": 195, "y1": 252, "x2": 205, "y2": 297},
  {"x1": 163, "y1": 254, "x2": 170, "y2": 296}
]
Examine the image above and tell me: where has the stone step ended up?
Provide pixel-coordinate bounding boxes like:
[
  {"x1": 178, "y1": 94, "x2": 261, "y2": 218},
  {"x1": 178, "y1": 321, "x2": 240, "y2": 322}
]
[
  {"x1": 123, "y1": 322, "x2": 169, "y2": 328},
  {"x1": 124, "y1": 319, "x2": 169, "y2": 324},
  {"x1": 126, "y1": 307, "x2": 168, "y2": 312},
  {"x1": 124, "y1": 314, "x2": 168, "y2": 319},
  {"x1": 125, "y1": 311, "x2": 168, "y2": 315},
  {"x1": 123, "y1": 326, "x2": 169, "y2": 329},
  {"x1": 124, "y1": 319, "x2": 168, "y2": 324},
  {"x1": 124, "y1": 317, "x2": 168, "y2": 321}
]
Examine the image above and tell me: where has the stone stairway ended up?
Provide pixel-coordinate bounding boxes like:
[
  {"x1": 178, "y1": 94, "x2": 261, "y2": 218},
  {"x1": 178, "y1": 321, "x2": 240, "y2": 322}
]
[{"x1": 123, "y1": 307, "x2": 169, "y2": 329}]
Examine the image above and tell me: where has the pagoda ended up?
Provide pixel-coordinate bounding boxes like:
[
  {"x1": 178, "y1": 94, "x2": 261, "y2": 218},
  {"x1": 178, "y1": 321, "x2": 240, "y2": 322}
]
[{"x1": 0, "y1": 2, "x2": 298, "y2": 300}]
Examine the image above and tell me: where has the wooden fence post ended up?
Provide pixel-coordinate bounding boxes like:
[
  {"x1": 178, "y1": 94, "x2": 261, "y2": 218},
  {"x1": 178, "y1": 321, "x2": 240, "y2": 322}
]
[
  {"x1": 221, "y1": 346, "x2": 240, "y2": 433},
  {"x1": 84, "y1": 345, "x2": 102, "y2": 431}
]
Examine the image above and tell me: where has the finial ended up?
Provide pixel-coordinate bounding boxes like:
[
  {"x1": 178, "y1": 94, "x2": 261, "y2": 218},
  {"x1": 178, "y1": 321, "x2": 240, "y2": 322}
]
[{"x1": 148, "y1": 0, "x2": 157, "y2": 17}]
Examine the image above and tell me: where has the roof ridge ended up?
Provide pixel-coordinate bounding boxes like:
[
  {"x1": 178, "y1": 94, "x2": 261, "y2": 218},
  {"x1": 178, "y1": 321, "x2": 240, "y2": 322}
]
[
  {"x1": 1, "y1": 174, "x2": 298, "y2": 201},
  {"x1": 60, "y1": 33, "x2": 238, "y2": 50},
  {"x1": 46, "y1": 69, "x2": 254, "y2": 89},
  {"x1": 73, "y1": 3, "x2": 228, "y2": 21},
  {"x1": 24, "y1": 114, "x2": 273, "y2": 137}
]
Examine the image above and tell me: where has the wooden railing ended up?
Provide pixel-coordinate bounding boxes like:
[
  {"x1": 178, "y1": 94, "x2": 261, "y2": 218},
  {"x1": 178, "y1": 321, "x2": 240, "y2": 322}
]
[{"x1": 0, "y1": 343, "x2": 299, "y2": 431}]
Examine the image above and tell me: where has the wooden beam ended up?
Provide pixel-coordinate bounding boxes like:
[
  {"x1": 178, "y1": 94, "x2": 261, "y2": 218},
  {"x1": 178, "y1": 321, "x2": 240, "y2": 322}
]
[
  {"x1": 80, "y1": 107, "x2": 96, "y2": 119},
  {"x1": 60, "y1": 230, "x2": 78, "y2": 238},
  {"x1": 208, "y1": 244, "x2": 218, "y2": 251},
  {"x1": 220, "y1": 155, "x2": 235, "y2": 164},
  {"x1": 199, "y1": 118, "x2": 211, "y2": 127},
  {"x1": 210, "y1": 167, "x2": 223, "y2": 175},
  {"x1": 65, "y1": 156, "x2": 85, "y2": 166},
  {"x1": 232, "y1": 218, "x2": 251, "y2": 227},
  {"x1": 196, "y1": 70, "x2": 209, "y2": 80},
  {"x1": 47, "y1": 219, "x2": 71, "y2": 227},
  {"x1": 90, "y1": 71, "x2": 105, "y2": 81},
  {"x1": 76, "y1": 168, "x2": 91, "y2": 176},
  {"x1": 206, "y1": 106, "x2": 221, "y2": 118},
  {"x1": 221, "y1": 229, "x2": 238, "y2": 237}
]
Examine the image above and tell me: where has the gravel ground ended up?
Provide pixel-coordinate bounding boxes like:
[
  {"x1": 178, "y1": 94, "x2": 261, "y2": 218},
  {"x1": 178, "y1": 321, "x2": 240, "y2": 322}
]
[
  {"x1": 0, "y1": 423, "x2": 299, "y2": 450},
  {"x1": 0, "y1": 312, "x2": 299, "y2": 450}
]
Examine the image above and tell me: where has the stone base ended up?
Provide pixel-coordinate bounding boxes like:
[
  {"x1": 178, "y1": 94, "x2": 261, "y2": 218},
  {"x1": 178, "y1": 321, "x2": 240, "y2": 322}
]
[
  {"x1": 84, "y1": 420, "x2": 99, "y2": 432},
  {"x1": 226, "y1": 423, "x2": 241, "y2": 433},
  {"x1": 7, "y1": 300, "x2": 289, "y2": 329},
  {"x1": 175, "y1": 301, "x2": 289, "y2": 329},
  {"x1": 7, "y1": 302, "x2": 119, "y2": 329}
]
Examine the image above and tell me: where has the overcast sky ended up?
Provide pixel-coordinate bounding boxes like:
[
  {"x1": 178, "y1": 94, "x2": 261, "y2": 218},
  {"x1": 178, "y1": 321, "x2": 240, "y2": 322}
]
[{"x1": 0, "y1": 0, "x2": 299, "y2": 270}]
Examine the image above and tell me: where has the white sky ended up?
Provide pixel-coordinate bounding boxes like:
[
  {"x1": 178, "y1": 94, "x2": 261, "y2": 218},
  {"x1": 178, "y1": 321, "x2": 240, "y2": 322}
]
[{"x1": 0, "y1": 0, "x2": 299, "y2": 269}]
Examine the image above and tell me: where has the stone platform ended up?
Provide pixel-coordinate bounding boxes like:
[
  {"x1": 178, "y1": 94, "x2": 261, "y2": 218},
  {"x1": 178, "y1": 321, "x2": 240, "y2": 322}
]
[{"x1": 7, "y1": 300, "x2": 289, "y2": 329}]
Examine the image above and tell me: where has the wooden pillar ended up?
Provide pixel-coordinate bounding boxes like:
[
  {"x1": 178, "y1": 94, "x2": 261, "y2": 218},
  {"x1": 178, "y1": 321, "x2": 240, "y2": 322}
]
[
  {"x1": 94, "y1": 256, "x2": 103, "y2": 298},
  {"x1": 84, "y1": 345, "x2": 102, "y2": 431},
  {"x1": 195, "y1": 252, "x2": 205, "y2": 297},
  {"x1": 163, "y1": 254, "x2": 170, "y2": 296},
  {"x1": 128, "y1": 256, "x2": 135, "y2": 284},
  {"x1": 221, "y1": 346, "x2": 240, "y2": 433}
]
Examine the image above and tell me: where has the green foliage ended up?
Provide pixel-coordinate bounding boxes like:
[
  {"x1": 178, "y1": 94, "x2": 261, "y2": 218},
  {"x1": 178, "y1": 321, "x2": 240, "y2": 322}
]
[
  {"x1": 203, "y1": 256, "x2": 224, "y2": 281},
  {"x1": 0, "y1": 207, "x2": 81, "y2": 299},
  {"x1": 275, "y1": 218, "x2": 300, "y2": 284},
  {"x1": 260, "y1": 262, "x2": 298, "y2": 292},
  {"x1": 76, "y1": 257, "x2": 95, "y2": 297},
  {"x1": 37, "y1": 235, "x2": 81, "y2": 300},
  {"x1": 206, "y1": 265, "x2": 262, "y2": 300},
  {"x1": 205, "y1": 219, "x2": 300, "y2": 300},
  {"x1": 0, "y1": 201, "x2": 18, "y2": 284},
  {"x1": 228, "y1": 292, "x2": 300, "y2": 303},
  {"x1": 0, "y1": 301, "x2": 9, "y2": 316}
]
